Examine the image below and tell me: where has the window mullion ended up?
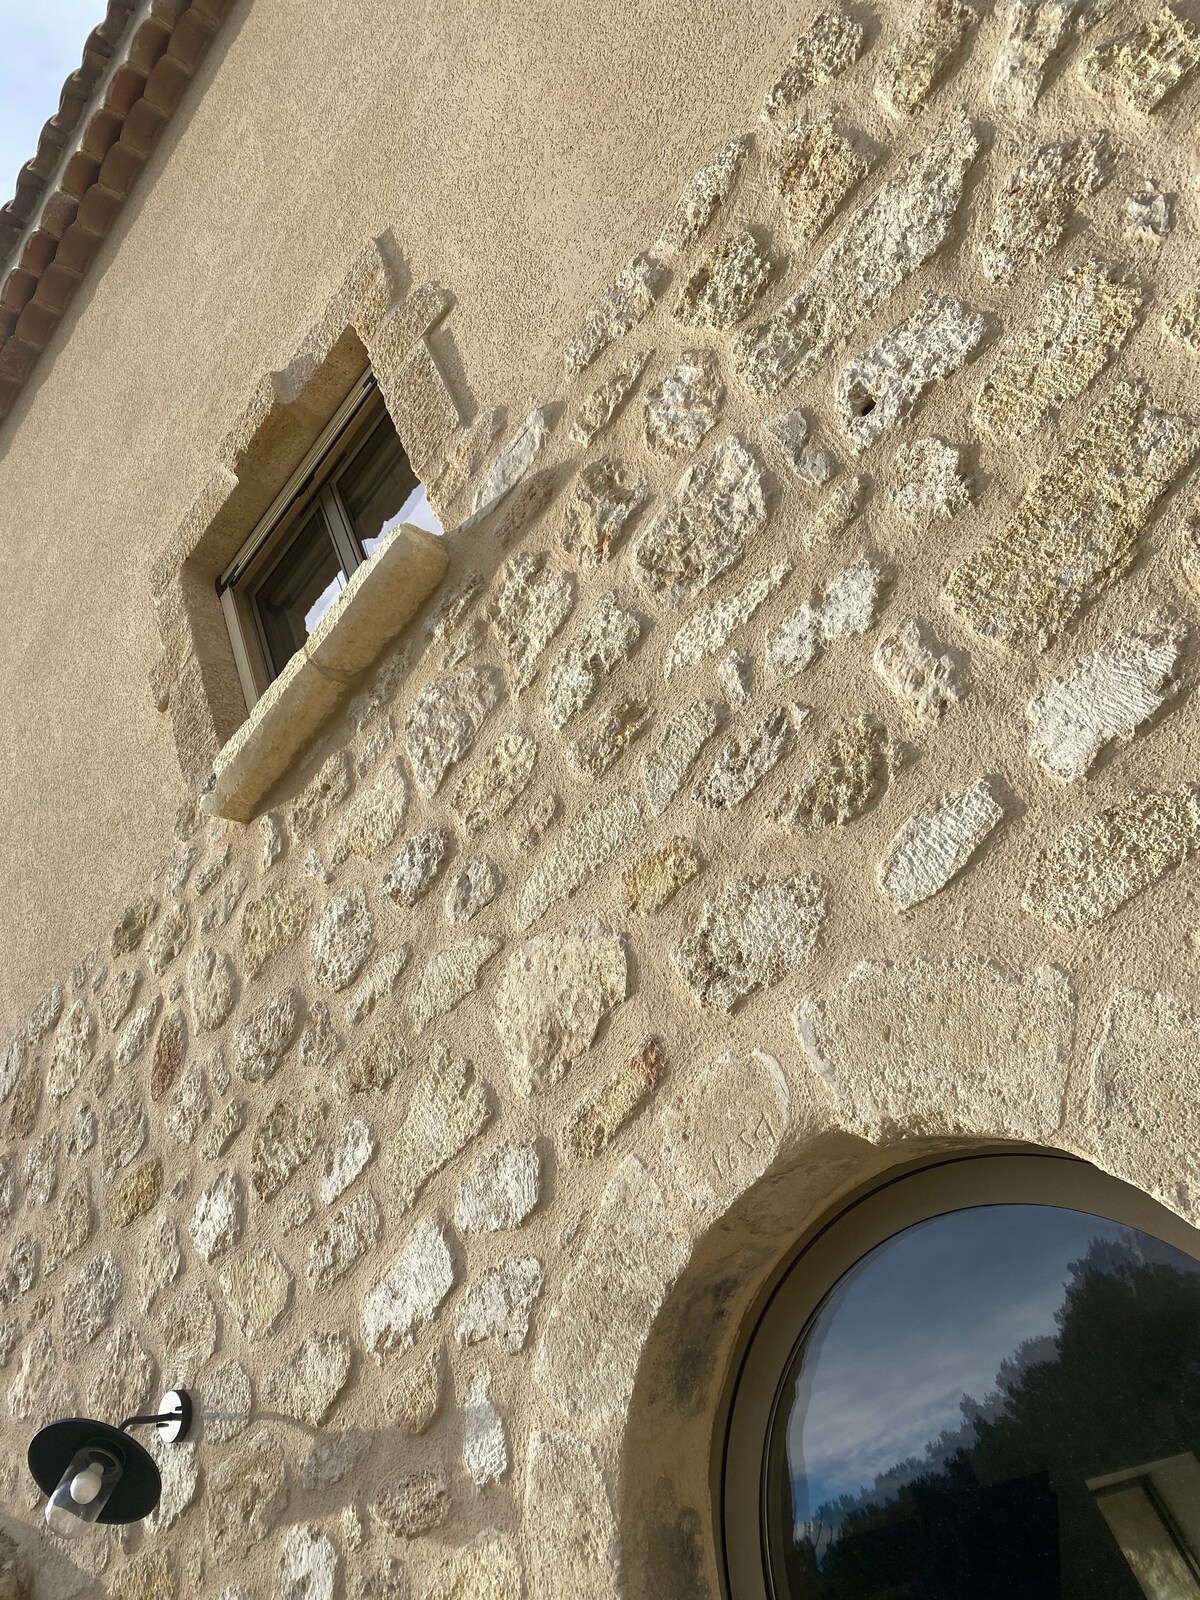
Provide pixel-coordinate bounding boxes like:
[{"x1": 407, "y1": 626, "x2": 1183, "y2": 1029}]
[{"x1": 321, "y1": 485, "x2": 362, "y2": 575}]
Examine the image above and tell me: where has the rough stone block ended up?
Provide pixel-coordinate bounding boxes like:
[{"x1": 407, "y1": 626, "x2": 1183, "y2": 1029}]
[
  {"x1": 677, "y1": 875, "x2": 825, "y2": 1010},
  {"x1": 766, "y1": 115, "x2": 870, "y2": 244},
  {"x1": 873, "y1": 616, "x2": 968, "y2": 720},
  {"x1": 491, "y1": 554, "x2": 574, "y2": 693},
  {"x1": 408, "y1": 937, "x2": 503, "y2": 1031},
  {"x1": 660, "y1": 1048, "x2": 790, "y2": 1212},
  {"x1": 219, "y1": 1246, "x2": 292, "y2": 1342},
  {"x1": 694, "y1": 708, "x2": 799, "y2": 808},
  {"x1": 264, "y1": 1332, "x2": 352, "y2": 1426},
  {"x1": 493, "y1": 926, "x2": 626, "y2": 1096},
  {"x1": 633, "y1": 435, "x2": 768, "y2": 607},
  {"x1": 566, "y1": 697, "x2": 649, "y2": 780},
  {"x1": 445, "y1": 857, "x2": 502, "y2": 923},
  {"x1": 564, "y1": 254, "x2": 664, "y2": 375},
  {"x1": 391, "y1": 1042, "x2": 491, "y2": 1210},
  {"x1": 623, "y1": 839, "x2": 703, "y2": 912},
  {"x1": 564, "y1": 1038, "x2": 665, "y2": 1157},
  {"x1": 663, "y1": 561, "x2": 790, "y2": 678},
  {"x1": 570, "y1": 349, "x2": 653, "y2": 448},
  {"x1": 516, "y1": 792, "x2": 643, "y2": 927},
  {"x1": 455, "y1": 1257, "x2": 544, "y2": 1353},
  {"x1": 655, "y1": 134, "x2": 750, "y2": 257},
  {"x1": 674, "y1": 230, "x2": 773, "y2": 330},
  {"x1": 1079, "y1": 4, "x2": 1200, "y2": 112},
  {"x1": 980, "y1": 134, "x2": 1111, "y2": 281},
  {"x1": 643, "y1": 700, "x2": 723, "y2": 814},
  {"x1": 456, "y1": 1143, "x2": 540, "y2": 1232},
  {"x1": 763, "y1": 4, "x2": 866, "y2": 121},
  {"x1": 561, "y1": 459, "x2": 650, "y2": 568},
  {"x1": 878, "y1": 0, "x2": 978, "y2": 114},
  {"x1": 544, "y1": 593, "x2": 641, "y2": 730},
  {"x1": 878, "y1": 778, "x2": 1005, "y2": 910},
  {"x1": 235, "y1": 989, "x2": 301, "y2": 1083},
  {"x1": 308, "y1": 1192, "x2": 382, "y2": 1288},
  {"x1": 892, "y1": 437, "x2": 970, "y2": 526},
  {"x1": 406, "y1": 669, "x2": 502, "y2": 794},
  {"x1": 381, "y1": 827, "x2": 450, "y2": 906},
  {"x1": 251, "y1": 1099, "x2": 321, "y2": 1200},
  {"x1": 464, "y1": 405, "x2": 553, "y2": 529},
  {"x1": 766, "y1": 553, "x2": 886, "y2": 676},
  {"x1": 312, "y1": 886, "x2": 374, "y2": 991},
  {"x1": 453, "y1": 732, "x2": 537, "y2": 835},
  {"x1": 772, "y1": 716, "x2": 900, "y2": 829},
  {"x1": 361, "y1": 1217, "x2": 454, "y2": 1358}
]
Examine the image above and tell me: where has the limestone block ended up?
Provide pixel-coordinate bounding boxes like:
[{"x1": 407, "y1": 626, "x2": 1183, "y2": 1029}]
[
  {"x1": 491, "y1": 554, "x2": 574, "y2": 692},
  {"x1": 0, "y1": 1236, "x2": 37, "y2": 1305},
  {"x1": 67, "y1": 1098, "x2": 97, "y2": 1159},
  {"x1": 312, "y1": 886, "x2": 374, "y2": 991},
  {"x1": 836, "y1": 293, "x2": 988, "y2": 450},
  {"x1": 391, "y1": 1042, "x2": 491, "y2": 1209},
  {"x1": 455, "y1": 1257, "x2": 544, "y2": 1353},
  {"x1": 100, "y1": 968, "x2": 141, "y2": 1033},
  {"x1": 1126, "y1": 180, "x2": 1172, "y2": 242},
  {"x1": 766, "y1": 554, "x2": 886, "y2": 676},
  {"x1": 206, "y1": 1429, "x2": 289, "y2": 1558},
  {"x1": 763, "y1": 4, "x2": 866, "y2": 120},
  {"x1": 1165, "y1": 290, "x2": 1200, "y2": 350},
  {"x1": 406, "y1": 668, "x2": 502, "y2": 794},
  {"x1": 462, "y1": 404, "x2": 553, "y2": 528},
  {"x1": 879, "y1": 778, "x2": 1004, "y2": 910},
  {"x1": 567, "y1": 697, "x2": 650, "y2": 781},
  {"x1": 456, "y1": 1143, "x2": 540, "y2": 1232},
  {"x1": 143, "y1": 1439, "x2": 198, "y2": 1535},
  {"x1": 561, "y1": 459, "x2": 650, "y2": 567},
  {"x1": 718, "y1": 651, "x2": 753, "y2": 707},
  {"x1": 87, "y1": 1326, "x2": 154, "y2": 1425},
  {"x1": 265, "y1": 1332, "x2": 352, "y2": 1426},
  {"x1": 235, "y1": 989, "x2": 301, "y2": 1083},
  {"x1": 543, "y1": 593, "x2": 640, "y2": 730},
  {"x1": 453, "y1": 733, "x2": 538, "y2": 836},
  {"x1": 878, "y1": 0, "x2": 978, "y2": 114},
  {"x1": 1079, "y1": 4, "x2": 1200, "y2": 111},
  {"x1": 251, "y1": 1100, "x2": 321, "y2": 1200},
  {"x1": 116, "y1": 997, "x2": 160, "y2": 1069},
  {"x1": 7, "y1": 1326, "x2": 72, "y2": 1423},
  {"x1": 202, "y1": 1098, "x2": 246, "y2": 1161},
  {"x1": 1024, "y1": 785, "x2": 1200, "y2": 928},
  {"x1": 463, "y1": 1370, "x2": 508, "y2": 1486},
  {"x1": 674, "y1": 231, "x2": 773, "y2": 331},
  {"x1": 570, "y1": 349, "x2": 653, "y2": 448},
  {"x1": 300, "y1": 1428, "x2": 370, "y2": 1489},
  {"x1": 430, "y1": 405, "x2": 503, "y2": 506},
  {"x1": 146, "y1": 903, "x2": 190, "y2": 977},
  {"x1": 408, "y1": 937, "x2": 503, "y2": 1031},
  {"x1": 308, "y1": 1192, "x2": 382, "y2": 1288},
  {"x1": 161, "y1": 1285, "x2": 217, "y2": 1384},
  {"x1": 980, "y1": 134, "x2": 1111, "y2": 281},
  {"x1": 772, "y1": 716, "x2": 900, "y2": 829},
  {"x1": 991, "y1": 0, "x2": 1104, "y2": 116},
  {"x1": 655, "y1": 134, "x2": 750, "y2": 257},
  {"x1": 677, "y1": 876, "x2": 825, "y2": 1010},
  {"x1": 47, "y1": 999, "x2": 95, "y2": 1103},
  {"x1": 975, "y1": 259, "x2": 1141, "y2": 440},
  {"x1": 110, "y1": 1159, "x2": 163, "y2": 1228},
  {"x1": 445, "y1": 857, "x2": 502, "y2": 923},
  {"x1": 112, "y1": 900, "x2": 157, "y2": 958},
  {"x1": 944, "y1": 384, "x2": 1197, "y2": 650},
  {"x1": 372, "y1": 1471, "x2": 451, "y2": 1538},
  {"x1": 391, "y1": 1347, "x2": 442, "y2": 1434},
  {"x1": 150, "y1": 1009, "x2": 187, "y2": 1101},
  {"x1": 660, "y1": 1049, "x2": 791, "y2": 1212},
  {"x1": 517, "y1": 792, "x2": 642, "y2": 927},
  {"x1": 494, "y1": 927, "x2": 626, "y2": 1096},
  {"x1": 795, "y1": 958, "x2": 1074, "y2": 1139},
  {"x1": 694, "y1": 709, "x2": 800, "y2": 808},
  {"x1": 274, "y1": 1524, "x2": 337, "y2": 1600},
  {"x1": 1027, "y1": 614, "x2": 1185, "y2": 780},
  {"x1": 361, "y1": 1217, "x2": 454, "y2": 1358},
  {"x1": 892, "y1": 437, "x2": 971, "y2": 526},
  {"x1": 664, "y1": 562, "x2": 791, "y2": 679},
  {"x1": 382, "y1": 827, "x2": 451, "y2": 905},
  {"x1": 427, "y1": 1536, "x2": 524, "y2": 1600},
  {"x1": 327, "y1": 757, "x2": 408, "y2": 866},
  {"x1": 46, "y1": 1176, "x2": 91, "y2": 1273},
  {"x1": 112, "y1": 1549, "x2": 174, "y2": 1600},
  {"x1": 643, "y1": 700, "x2": 723, "y2": 813},
  {"x1": 565, "y1": 1038, "x2": 665, "y2": 1159},
  {"x1": 202, "y1": 869, "x2": 248, "y2": 933},
  {"x1": 766, "y1": 115, "x2": 870, "y2": 245},
  {"x1": 62, "y1": 1252, "x2": 121, "y2": 1357},
  {"x1": 874, "y1": 617, "x2": 968, "y2": 721},
  {"x1": 220, "y1": 1247, "x2": 292, "y2": 1342},
  {"x1": 534, "y1": 1157, "x2": 686, "y2": 1428},
  {"x1": 200, "y1": 1358, "x2": 251, "y2": 1444},
  {"x1": 564, "y1": 254, "x2": 664, "y2": 375},
  {"x1": 1089, "y1": 988, "x2": 1200, "y2": 1220},
  {"x1": 189, "y1": 1170, "x2": 242, "y2": 1263},
  {"x1": 139, "y1": 1216, "x2": 181, "y2": 1313},
  {"x1": 188, "y1": 945, "x2": 235, "y2": 1032},
  {"x1": 321, "y1": 1119, "x2": 375, "y2": 1203},
  {"x1": 165, "y1": 1063, "x2": 210, "y2": 1146},
  {"x1": 736, "y1": 115, "x2": 979, "y2": 393},
  {"x1": 623, "y1": 839, "x2": 703, "y2": 913},
  {"x1": 633, "y1": 435, "x2": 768, "y2": 607},
  {"x1": 346, "y1": 950, "x2": 409, "y2": 1026},
  {"x1": 291, "y1": 752, "x2": 353, "y2": 843},
  {"x1": 22, "y1": 1130, "x2": 57, "y2": 1204}
]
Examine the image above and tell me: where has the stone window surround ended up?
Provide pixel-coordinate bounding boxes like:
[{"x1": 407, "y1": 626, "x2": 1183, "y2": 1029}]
[{"x1": 149, "y1": 234, "x2": 466, "y2": 809}]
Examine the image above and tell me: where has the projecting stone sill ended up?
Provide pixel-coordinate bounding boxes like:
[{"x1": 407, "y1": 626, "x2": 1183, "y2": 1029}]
[{"x1": 202, "y1": 524, "x2": 448, "y2": 823}]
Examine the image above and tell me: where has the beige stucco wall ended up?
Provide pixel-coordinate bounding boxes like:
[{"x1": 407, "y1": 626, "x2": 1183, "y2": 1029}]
[
  {"x1": 3, "y1": 0, "x2": 1200, "y2": 1595},
  {"x1": 0, "y1": 0, "x2": 799, "y2": 1023}
]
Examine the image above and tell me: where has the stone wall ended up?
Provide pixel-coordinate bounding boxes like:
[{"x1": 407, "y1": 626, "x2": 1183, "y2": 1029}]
[{"x1": 4, "y1": 1, "x2": 1200, "y2": 1594}]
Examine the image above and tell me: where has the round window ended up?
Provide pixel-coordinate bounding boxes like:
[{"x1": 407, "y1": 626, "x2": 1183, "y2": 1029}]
[{"x1": 723, "y1": 1155, "x2": 1200, "y2": 1600}]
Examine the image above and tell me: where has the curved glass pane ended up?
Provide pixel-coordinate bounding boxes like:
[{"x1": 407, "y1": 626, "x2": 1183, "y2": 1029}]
[{"x1": 766, "y1": 1204, "x2": 1200, "y2": 1599}]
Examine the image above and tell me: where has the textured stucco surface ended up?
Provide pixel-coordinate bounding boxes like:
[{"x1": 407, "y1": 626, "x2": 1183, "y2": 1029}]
[{"x1": 2, "y1": 0, "x2": 1200, "y2": 1596}]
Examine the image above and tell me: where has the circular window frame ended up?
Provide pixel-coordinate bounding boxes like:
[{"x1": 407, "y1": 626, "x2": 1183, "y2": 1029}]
[{"x1": 720, "y1": 1150, "x2": 1200, "y2": 1600}]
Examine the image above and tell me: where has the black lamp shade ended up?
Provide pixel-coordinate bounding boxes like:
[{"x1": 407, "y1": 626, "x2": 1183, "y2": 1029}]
[{"x1": 28, "y1": 1420, "x2": 161, "y2": 1524}]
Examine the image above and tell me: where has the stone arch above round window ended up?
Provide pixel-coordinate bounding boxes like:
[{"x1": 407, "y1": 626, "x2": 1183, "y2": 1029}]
[{"x1": 723, "y1": 1153, "x2": 1200, "y2": 1600}]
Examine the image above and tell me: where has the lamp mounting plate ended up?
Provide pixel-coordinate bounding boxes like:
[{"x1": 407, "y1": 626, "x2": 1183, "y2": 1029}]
[{"x1": 155, "y1": 1390, "x2": 192, "y2": 1444}]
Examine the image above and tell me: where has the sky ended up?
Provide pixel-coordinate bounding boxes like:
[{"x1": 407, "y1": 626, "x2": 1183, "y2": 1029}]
[
  {"x1": 0, "y1": 2, "x2": 106, "y2": 210},
  {"x1": 783, "y1": 1204, "x2": 1140, "y2": 1516}
]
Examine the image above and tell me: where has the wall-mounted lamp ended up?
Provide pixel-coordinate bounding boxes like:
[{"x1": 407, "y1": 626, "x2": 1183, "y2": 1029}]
[{"x1": 28, "y1": 1390, "x2": 193, "y2": 1536}]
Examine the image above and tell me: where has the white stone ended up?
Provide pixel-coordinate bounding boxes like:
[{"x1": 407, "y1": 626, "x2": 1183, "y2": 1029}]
[
  {"x1": 456, "y1": 1143, "x2": 540, "y2": 1232},
  {"x1": 767, "y1": 554, "x2": 886, "y2": 677},
  {"x1": 455, "y1": 1257, "x2": 544, "y2": 1353},
  {"x1": 1027, "y1": 615, "x2": 1184, "y2": 782},
  {"x1": 391, "y1": 1042, "x2": 491, "y2": 1210},
  {"x1": 517, "y1": 792, "x2": 643, "y2": 928},
  {"x1": 543, "y1": 593, "x2": 641, "y2": 730},
  {"x1": 663, "y1": 561, "x2": 791, "y2": 678},
  {"x1": 463, "y1": 1370, "x2": 508, "y2": 1486},
  {"x1": 642, "y1": 699, "x2": 723, "y2": 814},
  {"x1": 493, "y1": 927, "x2": 626, "y2": 1096},
  {"x1": 321, "y1": 1119, "x2": 375, "y2": 1204},
  {"x1": 466, "y1": 405, "x2": 553, "y2": 526},
  {"x1": 445, "y1": 858, "x2": 503, "y2": 923},
  {"x1": 190, "y1": 1170, "x2": 243, "y2": 1263},
  {"x1": 361, "y1": 1217, "x2": 455, "y2": 1358},
  {"x1": 409, "y1": 937, "x2": 503, "y2": 1031},
  {"x1": 874, "y1": 616, "x2": 968, "y2": 721},
  {"x1": 312, "y1": 886, "x2": 374, "y2": 991},
  {"x1": 878, "y1": 779, "x2": 1006, "y2": 911},
  {"x1": 633, "y1": 435, "x2": 769, "y2": 606},
  {"x1": 275, "y1": 1523, "x2": 338, "y2": 1600},
  {"x1": 345, "y1": 949, "x2": 410, "y2": 1025}
]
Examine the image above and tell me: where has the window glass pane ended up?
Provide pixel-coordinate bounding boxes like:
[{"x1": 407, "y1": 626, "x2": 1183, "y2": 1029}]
[
  {"x1": 765, "y1": 1204, "x2": 1200, "y2": 1598},
  {"x1": 337, "y1": 413, "x2": 442, "y2": 558},
  {"x1": 253, "y1": 505, "x2": 347, "y2": 677}
]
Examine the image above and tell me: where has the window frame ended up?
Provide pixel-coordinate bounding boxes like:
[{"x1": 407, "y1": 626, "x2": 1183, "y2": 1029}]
[
  {"x1": 720, "y1": 1151, "x2": 1200, "y2": 1600},
  {"x1": 217, "y1": 371, "x2": 414, "y2": 707}
]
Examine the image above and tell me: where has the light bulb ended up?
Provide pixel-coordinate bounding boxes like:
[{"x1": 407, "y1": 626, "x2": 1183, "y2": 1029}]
[{"x1": 69, "y1": 1465, "x2": 104, "y2": 1505}]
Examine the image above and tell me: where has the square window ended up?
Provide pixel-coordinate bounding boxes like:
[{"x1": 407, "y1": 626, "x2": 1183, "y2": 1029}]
[{"x1": 219, "y1": 378, "x2": 442, "y2": 706}]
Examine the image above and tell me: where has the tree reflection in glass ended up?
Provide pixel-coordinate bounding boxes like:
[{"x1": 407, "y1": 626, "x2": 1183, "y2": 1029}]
[{"x1": 766, "y1": 1205, "x2": 1200, "y2": 1599}]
